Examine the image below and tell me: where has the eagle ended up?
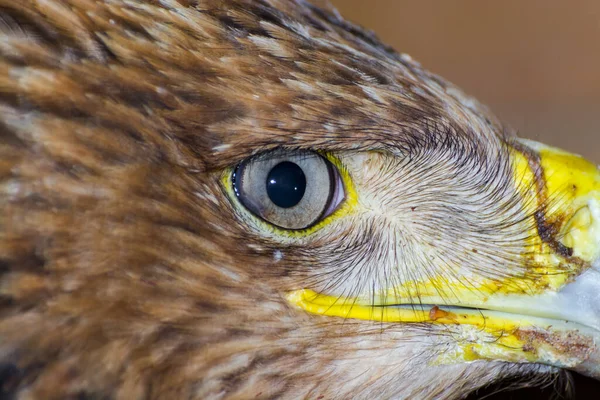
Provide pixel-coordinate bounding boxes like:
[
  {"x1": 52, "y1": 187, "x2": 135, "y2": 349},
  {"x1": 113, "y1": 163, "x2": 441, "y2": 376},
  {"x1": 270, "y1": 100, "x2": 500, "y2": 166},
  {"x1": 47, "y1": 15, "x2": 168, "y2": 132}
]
[{"x1": 1, "y1": 0, "x2": 599, "y2": 399}]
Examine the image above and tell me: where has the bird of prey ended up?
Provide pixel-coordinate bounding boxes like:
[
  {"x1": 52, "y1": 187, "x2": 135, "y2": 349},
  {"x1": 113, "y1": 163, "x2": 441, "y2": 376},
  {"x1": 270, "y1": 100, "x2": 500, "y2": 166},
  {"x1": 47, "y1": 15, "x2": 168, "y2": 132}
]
[{"x1": 1, "y1": 0, "x2": 599, "y2": 399}]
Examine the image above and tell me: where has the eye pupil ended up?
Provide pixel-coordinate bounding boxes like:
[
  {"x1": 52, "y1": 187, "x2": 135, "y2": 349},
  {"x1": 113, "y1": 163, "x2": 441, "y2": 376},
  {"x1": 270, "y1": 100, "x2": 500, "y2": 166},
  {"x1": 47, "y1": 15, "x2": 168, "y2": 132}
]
[{"x1": 266, "y1": 161, "x2": 306, "y2": 208}]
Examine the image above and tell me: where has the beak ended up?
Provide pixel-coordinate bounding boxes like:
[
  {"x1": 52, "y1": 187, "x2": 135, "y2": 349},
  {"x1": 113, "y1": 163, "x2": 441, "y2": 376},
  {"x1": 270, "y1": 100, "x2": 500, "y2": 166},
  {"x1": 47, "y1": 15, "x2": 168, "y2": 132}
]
[{"x1": 288, "y1": 139, "x2": 600, "y2": 378}]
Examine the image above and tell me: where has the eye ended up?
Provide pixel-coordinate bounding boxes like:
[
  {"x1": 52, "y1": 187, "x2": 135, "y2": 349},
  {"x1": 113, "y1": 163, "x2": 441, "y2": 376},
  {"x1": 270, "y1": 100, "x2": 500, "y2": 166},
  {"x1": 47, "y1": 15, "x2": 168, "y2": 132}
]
[{"x1": 232, "y1": 150, "x2": 345, "y2": 230}]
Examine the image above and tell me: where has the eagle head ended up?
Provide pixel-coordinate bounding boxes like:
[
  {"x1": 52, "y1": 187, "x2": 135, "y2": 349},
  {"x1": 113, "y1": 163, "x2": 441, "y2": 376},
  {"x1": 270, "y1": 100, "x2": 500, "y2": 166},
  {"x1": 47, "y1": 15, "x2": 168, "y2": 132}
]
[{"x1": 1, "y1": 0, "x2": 599, "y2": 398}]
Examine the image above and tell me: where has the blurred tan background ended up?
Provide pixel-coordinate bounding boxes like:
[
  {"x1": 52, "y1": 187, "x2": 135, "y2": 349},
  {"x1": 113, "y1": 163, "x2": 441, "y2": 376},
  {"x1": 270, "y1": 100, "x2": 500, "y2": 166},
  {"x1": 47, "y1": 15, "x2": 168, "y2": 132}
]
[{"x1": 330, "y1": 0, "x2": 599, "y2": 163}]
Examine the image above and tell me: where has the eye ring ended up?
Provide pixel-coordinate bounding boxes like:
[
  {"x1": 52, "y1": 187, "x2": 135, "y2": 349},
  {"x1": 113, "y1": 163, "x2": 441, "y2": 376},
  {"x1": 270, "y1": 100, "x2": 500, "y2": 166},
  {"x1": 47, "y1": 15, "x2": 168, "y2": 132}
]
[{"x1": 231, "y1": 150, "x2": 345, "y2": 230}]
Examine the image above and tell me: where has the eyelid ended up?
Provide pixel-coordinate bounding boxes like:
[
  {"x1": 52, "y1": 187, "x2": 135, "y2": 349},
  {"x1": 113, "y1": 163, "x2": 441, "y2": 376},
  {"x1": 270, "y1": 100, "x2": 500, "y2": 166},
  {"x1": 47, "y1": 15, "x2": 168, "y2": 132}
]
[{"x1": 322, "y1": 167, "x2": 345, "y2": 219}]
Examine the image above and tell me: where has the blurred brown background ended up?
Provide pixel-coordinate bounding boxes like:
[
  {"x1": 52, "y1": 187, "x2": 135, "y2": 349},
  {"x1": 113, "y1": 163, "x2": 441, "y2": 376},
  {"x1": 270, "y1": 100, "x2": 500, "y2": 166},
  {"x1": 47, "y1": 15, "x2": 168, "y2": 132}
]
[
  {"x1": 329, "y1": 1, "x2": 599, "y2": 399},
  {"x1": 330, "y1": 0, "x2": 599, "y2": 163}
]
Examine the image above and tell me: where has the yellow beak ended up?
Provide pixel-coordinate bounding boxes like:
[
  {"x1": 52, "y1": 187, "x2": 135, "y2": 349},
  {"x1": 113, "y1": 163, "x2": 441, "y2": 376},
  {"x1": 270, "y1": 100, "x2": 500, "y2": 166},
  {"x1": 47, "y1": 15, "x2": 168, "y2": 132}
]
[{"x1": 288, "y1": 139, "x2": 600, "y2": 378}]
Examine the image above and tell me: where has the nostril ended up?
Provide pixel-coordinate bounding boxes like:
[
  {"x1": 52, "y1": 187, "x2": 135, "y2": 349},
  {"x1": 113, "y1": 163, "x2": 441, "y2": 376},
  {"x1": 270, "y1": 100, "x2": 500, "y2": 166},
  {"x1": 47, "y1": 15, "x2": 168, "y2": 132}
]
[{"x1": 561, "y1": 198, "x2": 600, "y2": 265}]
